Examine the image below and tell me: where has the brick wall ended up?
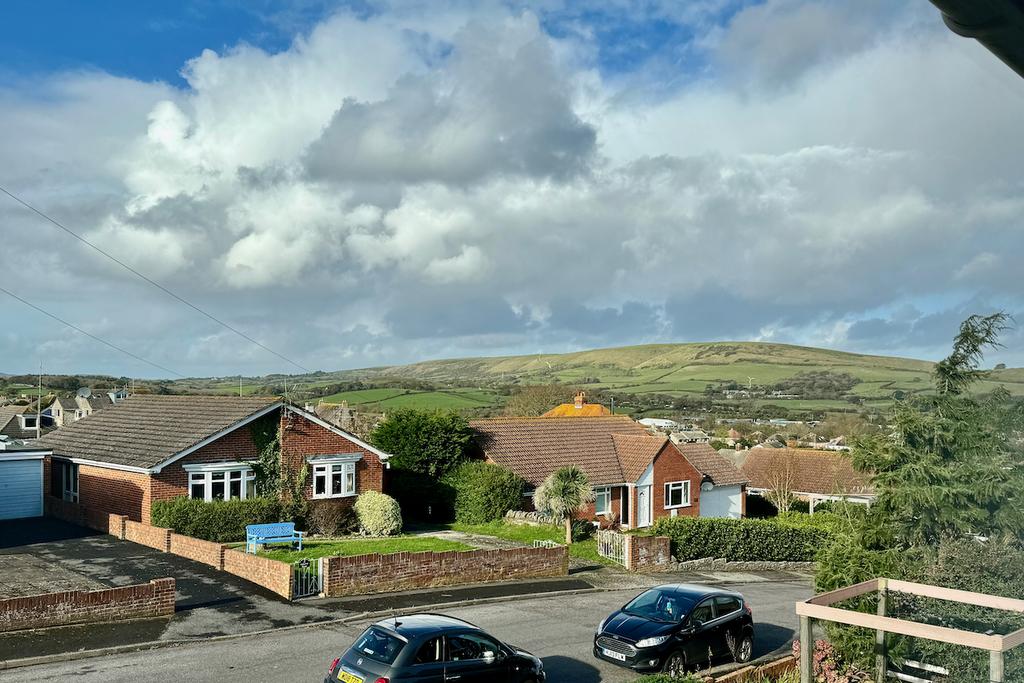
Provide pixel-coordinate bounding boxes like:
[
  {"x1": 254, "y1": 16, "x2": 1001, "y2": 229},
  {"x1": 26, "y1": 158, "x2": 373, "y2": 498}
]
[
  {"x1": 626, "y1": 534, "x2": 672, "y2": 572},
  {"x1": 222, "y1": 548, "x2": 292, "y2": 599},
  {"x1": 44, "y1": 496, "x2": 126, "y2": 537},
  {"x1": 169, "y1": 533, "x2": 225, "y2": 569},
  {"x1": 59, "y1": 462, "x2": 153, "y2": 523},
  {"x1": 279, "y1": 410, "x2": 385, "y2": 506},
  {"x1": 124, "y1": 519, "x2": 172, "y2": 552},
  {"x1": 321, "y1": 546, "x2": 569, "y2": 598},
  {"x1": 714, "y1": 656, "x2": 796, "y2": 682},
  {"x1": 151, "y1": 420, "x2": 267, "y2": 503},
  {"x1": 650, "y1": 442, "x2": 702, "y2": 522},
  {"x1": 0, "y1": 578, "x2": 175, "y2": 633}
]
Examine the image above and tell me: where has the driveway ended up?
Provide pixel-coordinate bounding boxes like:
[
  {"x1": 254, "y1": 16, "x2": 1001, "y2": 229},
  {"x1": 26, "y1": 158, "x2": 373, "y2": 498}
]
[
  {"x1": 0, "y1": 579, "x2": 812, "y2": 682},
  {"x1": 0, "y1": 518, "x2": 335, "y2": 659}
]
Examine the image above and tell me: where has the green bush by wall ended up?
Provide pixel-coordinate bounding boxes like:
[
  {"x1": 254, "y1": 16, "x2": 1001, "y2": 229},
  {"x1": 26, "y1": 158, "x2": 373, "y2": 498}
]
[
  {"x1": 444, "y1": 461, "x2": 526, "y2": 524},
  {"x1": 354, "y1": 490, "x2": 403, "y2": 536},
  {"x1": 649, "y1": 513, "x2": 835, "y2": 562},
  {"x1": 151, "y1": 497, "x2": 285, "y2": 542}
]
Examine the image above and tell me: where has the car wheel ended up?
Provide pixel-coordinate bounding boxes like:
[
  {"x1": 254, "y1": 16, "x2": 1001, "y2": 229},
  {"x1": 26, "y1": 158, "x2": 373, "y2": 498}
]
[
  {"x1": 662, "y1": 650, "x2": 687, "y2": 676},
  {"x1": 734, "y1": 634, "x2": 753, "y2": 663}
]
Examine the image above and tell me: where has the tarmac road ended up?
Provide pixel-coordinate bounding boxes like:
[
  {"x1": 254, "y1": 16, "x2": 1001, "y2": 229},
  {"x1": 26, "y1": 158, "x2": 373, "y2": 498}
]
[{"x1": 0, "y1": 579, "x2": 811, "y2": 682}]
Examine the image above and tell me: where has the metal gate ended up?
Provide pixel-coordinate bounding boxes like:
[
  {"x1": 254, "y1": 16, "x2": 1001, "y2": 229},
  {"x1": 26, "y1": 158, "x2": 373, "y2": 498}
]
[
  {"x1": 596, "y1": 530, "x2": 627, "y2": 566},
  {"x1": 292, "y1": 558, "x2": 322, "y2": 599}
]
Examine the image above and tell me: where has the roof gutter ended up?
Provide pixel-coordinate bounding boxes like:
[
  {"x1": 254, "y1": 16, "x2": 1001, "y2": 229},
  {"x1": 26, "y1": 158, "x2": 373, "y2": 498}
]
[{"x1": 930, "y1": 0, "x2": 1024, "y2": 78}]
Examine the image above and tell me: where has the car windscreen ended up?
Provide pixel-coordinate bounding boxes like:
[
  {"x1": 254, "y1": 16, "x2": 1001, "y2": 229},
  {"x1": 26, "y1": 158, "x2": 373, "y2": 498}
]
[
  {"x1": 349, "y1": 627, "x2": 405, "y2": 665},
  {"x1": 622, "y1": 588, "x2": 695, "y2": 623}
]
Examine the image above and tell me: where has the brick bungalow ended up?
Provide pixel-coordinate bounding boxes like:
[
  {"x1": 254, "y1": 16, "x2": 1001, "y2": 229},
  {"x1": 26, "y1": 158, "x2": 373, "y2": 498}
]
[
  {"x1": 35, "y1": 395, "x2": 391, "y2": 523},
  {"x1": 470, "y1": 416, "x2": 747, "y2": 529},
  {"x1": 738, "y1": 446, "x2": 874, "y2": 512}
]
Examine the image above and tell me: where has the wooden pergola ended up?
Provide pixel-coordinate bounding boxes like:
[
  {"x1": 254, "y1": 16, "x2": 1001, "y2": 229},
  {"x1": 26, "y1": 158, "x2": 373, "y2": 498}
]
[{"x1": 796, "y1": 578, "x2": 1024, "y2": 683}]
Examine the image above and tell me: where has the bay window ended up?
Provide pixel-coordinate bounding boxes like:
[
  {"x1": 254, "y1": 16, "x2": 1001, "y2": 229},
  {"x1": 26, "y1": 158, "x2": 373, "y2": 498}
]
[
  {"x1": 664, "y1": 480, "x2": 691, "y2": 509},
  {"x1": 185, "y1": 464, "x2": 255, "y2": 502}
]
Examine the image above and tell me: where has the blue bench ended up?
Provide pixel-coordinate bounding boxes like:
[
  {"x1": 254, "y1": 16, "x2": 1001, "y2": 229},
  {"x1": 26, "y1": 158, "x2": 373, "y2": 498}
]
[{"x1": 245, "y1": 522, "x2": 304, "y2": 554}]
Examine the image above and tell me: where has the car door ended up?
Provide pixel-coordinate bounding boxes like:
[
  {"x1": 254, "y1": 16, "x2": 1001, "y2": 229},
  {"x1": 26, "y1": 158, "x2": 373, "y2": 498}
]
[
  {"x1": 443, "y1": 631, "x2": 510, "y2": 683},
  {"x1": 683, "y1": 598, "x2": 718, "y2": 664},
  {"x1": 400, "y1": 635, "x2": 446, "y2": 683},
  {"x1": 714, "y1": 595, "x2": 744, "y2": 658}
]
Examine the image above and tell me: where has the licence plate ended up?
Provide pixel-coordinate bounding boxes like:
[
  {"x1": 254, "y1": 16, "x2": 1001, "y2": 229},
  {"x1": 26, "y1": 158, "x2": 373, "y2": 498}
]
[
  {"x1": 602, "y1": 648, "x2": 627, "y2": 662},
  {"x1": 337, "y1": 671, "x2": 363, "y2": 683}
]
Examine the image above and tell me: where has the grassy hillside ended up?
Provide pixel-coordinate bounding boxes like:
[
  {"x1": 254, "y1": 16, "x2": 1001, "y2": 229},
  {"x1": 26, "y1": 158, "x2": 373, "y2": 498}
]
[{"x1": 7, "y1": 342, "x2": 1022, "y2": 416}]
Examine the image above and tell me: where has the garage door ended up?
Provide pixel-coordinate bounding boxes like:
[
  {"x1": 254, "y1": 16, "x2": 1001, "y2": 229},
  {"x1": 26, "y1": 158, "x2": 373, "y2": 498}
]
[
  {"x1": 699, "y1": 484, "x2": 743, "y2": 519},
  {"x1": 0, "y1": 459, "x2": 43, "y2": 520}
]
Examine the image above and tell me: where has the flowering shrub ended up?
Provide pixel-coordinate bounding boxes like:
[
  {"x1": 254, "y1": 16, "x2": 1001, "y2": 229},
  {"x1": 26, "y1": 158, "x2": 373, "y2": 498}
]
[{"x1": 792, "y1": 640, "x2": 870, "y2": 682}]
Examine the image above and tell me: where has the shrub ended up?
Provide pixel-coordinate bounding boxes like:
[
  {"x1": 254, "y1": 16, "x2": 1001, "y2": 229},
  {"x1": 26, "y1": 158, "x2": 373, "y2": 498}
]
[
  {"x1": 151, "y1": 496, "x2": 285, "y2": 542},
  {"x1": 306, "y1": 501, "x2": 358, "y2": 537},
  {"x1": 353, "y1": 491, "x2": 403, "y2": 536},
  {"x1": 632, "y1": 674, "x2": 705, "y2": 683},
  {"x1": 571, "y1": 519, "x2": 595, "y2": 542},
  {"x1": 444, "y1": 462, "x2": 525, "y2": 524},
  {"x1": 649, "y1": 515, "x2": 834, "y2": 562},
  {"x1": 745, "y1": 493, "x2": 779, "y2": 518},
  {"x1": 386, "y1": 469, "x2": 455, "y2": 522}
]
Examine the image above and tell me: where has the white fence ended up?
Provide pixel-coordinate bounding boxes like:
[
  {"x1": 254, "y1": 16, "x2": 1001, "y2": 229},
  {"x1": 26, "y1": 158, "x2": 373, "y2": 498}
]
[{"x1": 596, "y1": 530, "x2": 627, "y2": 566}]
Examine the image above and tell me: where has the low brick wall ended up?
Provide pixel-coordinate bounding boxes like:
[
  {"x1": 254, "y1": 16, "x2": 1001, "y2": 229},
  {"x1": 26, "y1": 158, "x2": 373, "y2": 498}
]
[
  {"x1": 45, "y1": 496, "x2": 125, "y2": 537},
  {"x1": 124, "y1": 519, "x2": 172, "y2": 552},
  {"x1": 627, "y1": 534, "x2": 672, "y2": 572},
  {"x1": 713, "y1": 656, "x2": 797, "y2": 682},
  {"x1": 0, "y1": 578, "x2": 175, "y2": 633},
  {"x1": 322, "y1": 546, "x2": 569, "y2": 598},
  {"x1": 170, "y1": 533, "x2": 225, "y2": 569},
  {"x1": 222, "y1": 549, "x2": 292, "y2": 599}
]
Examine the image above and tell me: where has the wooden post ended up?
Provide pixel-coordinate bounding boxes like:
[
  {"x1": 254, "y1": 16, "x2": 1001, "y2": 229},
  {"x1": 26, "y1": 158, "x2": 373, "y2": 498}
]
[
  {"x1": 990, "y1": 650, "x2": 1004, "y2": 682},
  {"x1": 876, "y1": 578, "x2": 888, "y2": 683},
  {"x1": 800, "y1": 616, "x2": 813, "y2": 683}
]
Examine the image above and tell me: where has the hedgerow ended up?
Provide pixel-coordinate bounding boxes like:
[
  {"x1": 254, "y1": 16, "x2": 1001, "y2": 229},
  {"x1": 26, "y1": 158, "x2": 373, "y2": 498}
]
[
  {"x1": 444, "y1": 461, "x2": 525, "y2": 524},
  {"x1": 151, "y1": 496, "x2": 285, "y2": 542},
  {"x1": 649, "y1": 513, "x2": 836, "y2": 562}
]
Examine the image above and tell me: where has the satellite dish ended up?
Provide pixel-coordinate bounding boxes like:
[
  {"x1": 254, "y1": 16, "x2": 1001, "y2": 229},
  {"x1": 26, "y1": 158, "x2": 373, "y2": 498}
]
[{"x1": 76, "y1": 387, "x2": 92, "y2": 398}]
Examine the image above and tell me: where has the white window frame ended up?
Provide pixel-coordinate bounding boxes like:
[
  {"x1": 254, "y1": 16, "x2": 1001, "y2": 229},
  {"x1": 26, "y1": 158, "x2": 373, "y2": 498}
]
[
  {"x1": 309, "y1": 455, "x2": 361, "y2": 500},
  {"x1": 664, "y1": 480, "x2": 691, "y2": 509},
  {"x1": 594, "y1": 487, "x2": 611, "y2": 516},
  {"x1": 183, "y1": 462, "x2": 256, "y2": 502},
  {"x1": 60, "y1": 461, "x2": 79, "y2": 503},
  {"x1": 18, "y1": 414, "x2": 37, "y2": 429}
]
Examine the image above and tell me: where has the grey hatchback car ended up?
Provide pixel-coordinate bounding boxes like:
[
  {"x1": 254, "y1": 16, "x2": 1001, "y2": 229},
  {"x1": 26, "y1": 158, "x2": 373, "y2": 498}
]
[{"x1": 325, "y1": 614, "x2": 546, "y2": 683}]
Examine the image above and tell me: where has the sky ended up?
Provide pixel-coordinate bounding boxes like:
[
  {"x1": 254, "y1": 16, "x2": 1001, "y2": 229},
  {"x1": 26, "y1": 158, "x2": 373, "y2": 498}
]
[{"x1": 2, "y1": 0, "x2": 1024, "y2": 378}]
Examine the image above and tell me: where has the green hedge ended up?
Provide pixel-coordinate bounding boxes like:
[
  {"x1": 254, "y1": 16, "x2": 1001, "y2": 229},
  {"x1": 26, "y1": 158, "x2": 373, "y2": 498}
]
[
  {"x1": 151, "y1": 496, "x2": 286, "y2": 542},
  {"x1": 649, "y1": 514, "x2": 835, "y2": 562},
  {"x1": 444, "y1": 462, "x2": 525, "y2": 524}
]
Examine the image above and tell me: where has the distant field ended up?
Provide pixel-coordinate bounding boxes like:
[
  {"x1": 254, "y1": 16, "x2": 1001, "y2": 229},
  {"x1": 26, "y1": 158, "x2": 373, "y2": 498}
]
[{"x1": 319, "y1": 387, "x2": 503, "y2": 412}]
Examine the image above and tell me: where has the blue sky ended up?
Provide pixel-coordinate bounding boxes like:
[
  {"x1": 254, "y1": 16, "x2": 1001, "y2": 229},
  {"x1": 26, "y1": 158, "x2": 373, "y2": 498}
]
[{"x1": 1, "y1": 0, "x2": 1023, "y2": 377}]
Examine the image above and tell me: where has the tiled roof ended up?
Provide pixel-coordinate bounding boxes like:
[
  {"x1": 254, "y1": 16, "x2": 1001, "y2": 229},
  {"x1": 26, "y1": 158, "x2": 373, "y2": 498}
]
[
  {"x1": 36, "y1": 395, "x2": 281, "y2": 470},
  {"x1": 740, "y1": 447, "x2": 873, "y2": 496},
  {"x1": 676, "y1": 443, "x2": 748, "y2": 486},
  {"x1": 612, "y1": 433, "x2": 667, "y2": 482},
  {"x1": 541, "y1": 403, "x2": 612, "y2": 417},
  {"x1": 0, "y1": 405, "x2": 44, "y2": 440},
  {"x1": 470, "y1": 416, "x2": 734, "y2": 489}
]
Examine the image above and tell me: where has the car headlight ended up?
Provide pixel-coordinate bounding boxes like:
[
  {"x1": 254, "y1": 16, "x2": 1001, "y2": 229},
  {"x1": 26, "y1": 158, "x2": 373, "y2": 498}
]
[
  {"x1": 635, "y1": 635, "x2": 671, "y2": 648},
  {"x1": 596, "y1": 617, "x2": 609, "y2": 634}
]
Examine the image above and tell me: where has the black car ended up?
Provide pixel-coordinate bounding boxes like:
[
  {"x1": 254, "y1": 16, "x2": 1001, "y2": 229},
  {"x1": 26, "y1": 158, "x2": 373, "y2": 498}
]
[
  {"x1": 593, "y1": 584, "x2": 754, "y2": 675},
  {"x1": 325, "y1": 613, "x2": 545, "y2": 683}
]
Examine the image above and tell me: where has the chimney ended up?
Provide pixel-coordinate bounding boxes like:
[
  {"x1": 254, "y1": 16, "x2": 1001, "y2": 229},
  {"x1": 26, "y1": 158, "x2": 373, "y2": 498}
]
[{"x1": 574, "y1": 391, "x2": 585, "y2": 409}]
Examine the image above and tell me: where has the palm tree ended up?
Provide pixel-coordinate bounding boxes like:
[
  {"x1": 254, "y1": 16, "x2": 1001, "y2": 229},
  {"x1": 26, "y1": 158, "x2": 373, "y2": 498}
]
[{"x1": 534, "y1": 465, "x2": 595, "y2": 544}]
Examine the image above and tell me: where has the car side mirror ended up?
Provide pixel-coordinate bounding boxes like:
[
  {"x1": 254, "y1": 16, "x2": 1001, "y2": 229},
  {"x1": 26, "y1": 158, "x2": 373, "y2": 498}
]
[{"x1": 689, "y1": 620, "x2": 703, "y2": 631}]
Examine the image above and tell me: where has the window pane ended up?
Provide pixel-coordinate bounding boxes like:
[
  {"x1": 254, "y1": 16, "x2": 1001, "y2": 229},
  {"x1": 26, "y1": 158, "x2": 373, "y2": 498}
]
[
  {"x1": 229, "y1": 471, "x2": 242, "y2": 480},
  {"x1": 211, "y1": 481, "x2": 225, "y2": 500},
  {"x1": 332, "y1": 471, "x2": 343, "y2": 495},
  {"x1": 245, "y1": 479, "x2": 256, "y2": 499},
  {"x1": 190, "y1": 483, "x2": 205, "y2": 500},
  {"x1": 211, "y1": 472, "x2": 225, "y2": 481},
  {"x1": 315, "y1": 474, "x2": 326, "y2": 496},
  {"x1": 446, "y1": 634, "x2": 499, "y2": 662},
  {"x1": 414, "y1": 637, "x2": 443, "y2": 664},
  {"x1": 345, "y1": 469, "x2": 355, "y2": 494},
  {"x1": 229, "y1": 480, "x2": 242, "y2": 499}
]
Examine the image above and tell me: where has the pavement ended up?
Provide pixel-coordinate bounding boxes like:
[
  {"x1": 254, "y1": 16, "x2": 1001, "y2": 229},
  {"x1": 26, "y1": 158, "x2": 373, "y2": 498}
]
[{"x1": 0, "y1": 578, "x2": 813, "y2": 682}]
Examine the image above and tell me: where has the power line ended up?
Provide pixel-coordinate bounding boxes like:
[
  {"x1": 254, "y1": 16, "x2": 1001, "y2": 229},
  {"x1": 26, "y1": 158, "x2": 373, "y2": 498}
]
[
  {"x1": 0, "y1": 185, "x2": 312, "y2": 373},
  {"x1": 0, "y1": 285, "x2": 186, "y2": 378}
]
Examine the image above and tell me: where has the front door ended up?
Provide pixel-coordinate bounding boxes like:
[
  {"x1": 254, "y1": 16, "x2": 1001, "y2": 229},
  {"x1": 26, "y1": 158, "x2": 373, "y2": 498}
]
[{"x1": 637, "y1": 485, "x2": 652, "y2": 528}]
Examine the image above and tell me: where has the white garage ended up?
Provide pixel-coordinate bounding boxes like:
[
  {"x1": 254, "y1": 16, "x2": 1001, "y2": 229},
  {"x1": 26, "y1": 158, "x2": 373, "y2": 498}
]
[
  {"x1": 699, "y1": 482, "x2": 744, "y2": 519},
  {"x1": 0, "y1": 449, "x2": 46, "y2": 521}
]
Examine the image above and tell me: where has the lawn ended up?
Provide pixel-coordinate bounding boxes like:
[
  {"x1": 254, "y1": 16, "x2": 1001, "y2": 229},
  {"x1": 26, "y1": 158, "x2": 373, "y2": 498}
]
[
  {"x1": 447, "y1": 521, "x2": 617, "y2": 567},
  {"x1": 251, "y1": 536, "x2": 473, "y2": 563}
]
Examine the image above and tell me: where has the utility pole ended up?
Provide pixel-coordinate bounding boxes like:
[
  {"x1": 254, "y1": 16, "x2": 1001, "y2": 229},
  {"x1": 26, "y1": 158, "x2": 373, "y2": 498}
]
[
  {"x1": 239, "y1": 376, "x2": 243, "y2": 397},
  {"x1": 36, "y1": 361, "x2": 42, "y2": 438}
]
